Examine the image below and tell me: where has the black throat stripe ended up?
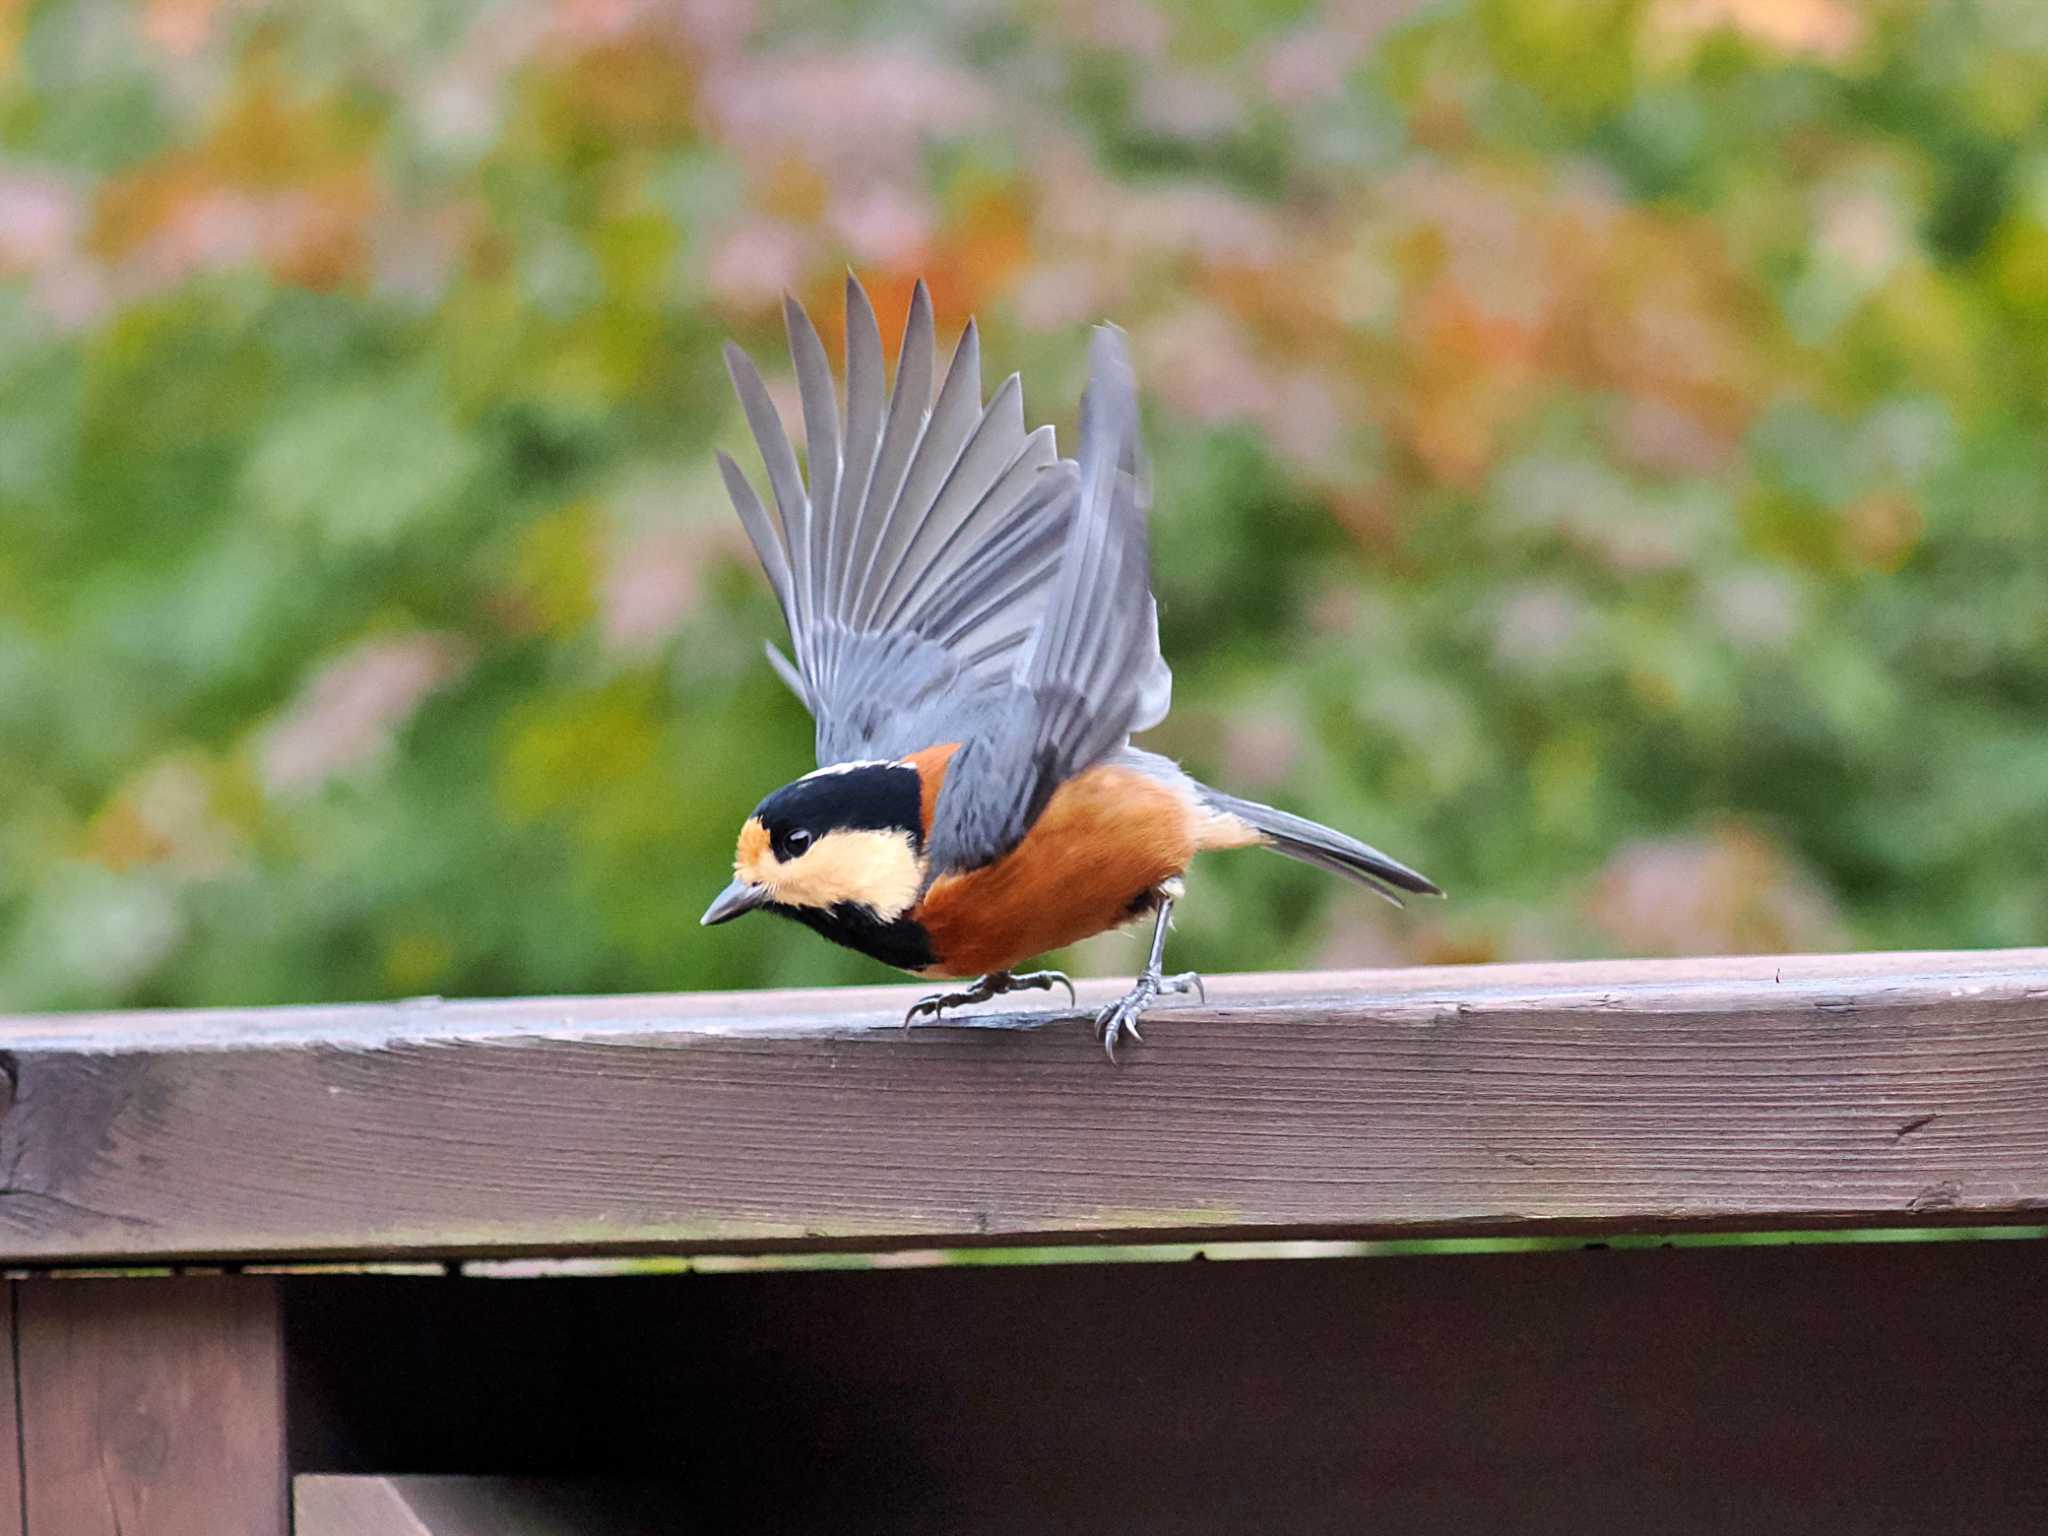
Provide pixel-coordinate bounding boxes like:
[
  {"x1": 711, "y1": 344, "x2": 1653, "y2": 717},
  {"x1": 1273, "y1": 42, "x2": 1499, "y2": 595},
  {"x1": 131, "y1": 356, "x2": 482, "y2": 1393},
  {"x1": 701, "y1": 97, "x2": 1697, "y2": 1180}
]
[{"x1": 774, "y1": 901, "x2": 935, "y2": 972}]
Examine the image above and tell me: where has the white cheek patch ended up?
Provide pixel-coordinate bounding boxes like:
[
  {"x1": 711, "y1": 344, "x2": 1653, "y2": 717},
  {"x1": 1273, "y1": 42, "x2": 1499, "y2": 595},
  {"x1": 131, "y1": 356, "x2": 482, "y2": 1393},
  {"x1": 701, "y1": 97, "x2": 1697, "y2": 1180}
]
[{"x1": 748, "y1": 828, "x2": 925, "y2": 921}]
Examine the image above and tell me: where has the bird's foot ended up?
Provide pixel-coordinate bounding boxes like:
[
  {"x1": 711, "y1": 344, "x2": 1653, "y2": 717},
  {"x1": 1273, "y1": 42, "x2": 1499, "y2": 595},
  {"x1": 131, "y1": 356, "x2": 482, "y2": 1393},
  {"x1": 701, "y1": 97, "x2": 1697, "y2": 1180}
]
[
  {"x1": 1094, "y1": 969, "x2": 1206, "y2": 1062},
  {"x1": 903, "y1": 969, "x2": 1076, "y2": 1030}
]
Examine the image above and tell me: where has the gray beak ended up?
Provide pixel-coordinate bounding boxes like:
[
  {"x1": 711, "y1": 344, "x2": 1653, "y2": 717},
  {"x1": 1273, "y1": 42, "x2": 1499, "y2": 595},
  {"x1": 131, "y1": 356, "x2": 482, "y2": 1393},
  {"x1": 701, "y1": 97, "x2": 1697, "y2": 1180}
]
[{"x1": 701, "y1": 878, "x2": 770, "y2": 926}]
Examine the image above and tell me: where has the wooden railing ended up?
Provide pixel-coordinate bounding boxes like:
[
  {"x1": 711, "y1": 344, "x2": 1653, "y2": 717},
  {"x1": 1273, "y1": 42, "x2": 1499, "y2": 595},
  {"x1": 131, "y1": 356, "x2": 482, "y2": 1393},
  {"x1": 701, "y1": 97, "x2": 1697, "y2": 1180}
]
[
  {"x1": 2, "y1": 949, "x2": 2045, "y2": 1532},
  {"x1": 6, "y1": 948, "x2": 2046, "y2": 1264}
]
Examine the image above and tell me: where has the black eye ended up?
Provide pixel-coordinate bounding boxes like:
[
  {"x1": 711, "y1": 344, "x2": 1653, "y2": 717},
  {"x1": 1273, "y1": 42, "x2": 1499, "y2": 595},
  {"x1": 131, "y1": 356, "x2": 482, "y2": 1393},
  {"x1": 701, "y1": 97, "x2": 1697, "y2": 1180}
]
[{"x1": 775, "y1": 827, "x2": 814, "y2": 860}]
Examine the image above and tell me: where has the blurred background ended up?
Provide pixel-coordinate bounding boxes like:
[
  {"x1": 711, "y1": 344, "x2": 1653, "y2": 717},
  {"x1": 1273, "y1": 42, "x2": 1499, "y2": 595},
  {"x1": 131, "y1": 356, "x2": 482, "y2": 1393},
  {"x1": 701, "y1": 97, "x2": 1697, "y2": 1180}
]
[{"x1": 2, "y1": 0, "x2": 2044, "y2": 1012}]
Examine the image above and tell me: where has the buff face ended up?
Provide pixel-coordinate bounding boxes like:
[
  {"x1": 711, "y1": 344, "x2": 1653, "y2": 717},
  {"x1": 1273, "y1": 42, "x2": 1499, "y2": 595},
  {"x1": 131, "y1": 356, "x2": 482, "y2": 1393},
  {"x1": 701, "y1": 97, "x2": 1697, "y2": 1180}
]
[
  {"x1": 700, "y1": 761, "x2": 927, "y2": 930},
  {"x1": 732, "y1": 816, "x2": 923, "y2": 921}
]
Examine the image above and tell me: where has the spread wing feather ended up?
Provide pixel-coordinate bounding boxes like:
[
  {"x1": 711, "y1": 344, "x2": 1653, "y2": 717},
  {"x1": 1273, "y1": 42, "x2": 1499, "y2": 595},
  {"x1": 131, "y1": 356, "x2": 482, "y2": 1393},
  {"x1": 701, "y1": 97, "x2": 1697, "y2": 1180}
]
[
  {"x1": 719, "y1": 278, "x2": 1173, "y2": 871},
  {"x1": 926, "y1": 327, "x2": 1165, "y2": 872},
  {"x1": 829, "y1": 277, "x2": 883, "y2": 625},
  {"x1": 722, "y1": 277, "x2": 1089, "y2": 764}
]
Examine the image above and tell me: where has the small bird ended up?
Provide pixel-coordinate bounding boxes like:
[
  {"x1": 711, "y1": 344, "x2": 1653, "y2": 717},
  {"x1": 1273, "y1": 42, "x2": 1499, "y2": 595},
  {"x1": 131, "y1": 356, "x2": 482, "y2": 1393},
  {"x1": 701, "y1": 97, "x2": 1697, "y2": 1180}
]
[{"x1": 702, "y1": 277, "x2": 1438, "y2": 1056}]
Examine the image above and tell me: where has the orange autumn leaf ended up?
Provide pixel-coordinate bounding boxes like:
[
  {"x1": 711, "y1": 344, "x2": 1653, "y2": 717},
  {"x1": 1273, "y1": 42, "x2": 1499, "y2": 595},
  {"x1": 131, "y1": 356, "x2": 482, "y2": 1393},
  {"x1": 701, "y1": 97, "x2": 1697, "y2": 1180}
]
[
  {"x1": 922, "y1": 184, "x2": 1035, "y2": 323},
  {"x1": 1397, "y1": 275, "x2": 1548, "y2": 489}
]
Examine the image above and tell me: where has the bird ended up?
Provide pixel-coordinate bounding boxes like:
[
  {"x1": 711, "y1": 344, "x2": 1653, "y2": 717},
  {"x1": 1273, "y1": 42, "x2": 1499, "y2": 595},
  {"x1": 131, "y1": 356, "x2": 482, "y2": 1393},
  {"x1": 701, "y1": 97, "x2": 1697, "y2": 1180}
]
[{"x1": 701, "y1": 275, "x2": 1439, "y2": 1057}]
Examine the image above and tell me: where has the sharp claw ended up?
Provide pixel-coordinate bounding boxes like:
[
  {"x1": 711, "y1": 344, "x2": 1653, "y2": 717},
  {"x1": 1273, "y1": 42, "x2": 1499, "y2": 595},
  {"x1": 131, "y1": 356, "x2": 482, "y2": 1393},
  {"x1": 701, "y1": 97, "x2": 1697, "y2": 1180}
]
[
  {"x1": 1013, "y1": 970, "x2": 1076, "y2": 1009},
  {"x1": 1082, "y1": 969, "x2": 1205, "y2": 1058},
  {"x1": 1100, "y1": 1010, "x2": 1130, "y2": 1063},
  {"x1": 1015, "y1": 974, "x2": 1081, "y2": 1011}
]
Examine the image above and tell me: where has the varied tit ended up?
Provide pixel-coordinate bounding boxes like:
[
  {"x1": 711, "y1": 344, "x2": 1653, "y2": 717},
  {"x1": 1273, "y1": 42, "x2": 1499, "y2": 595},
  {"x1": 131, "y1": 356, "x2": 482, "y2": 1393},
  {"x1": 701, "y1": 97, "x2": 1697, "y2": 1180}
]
[{"x1": 702, "y1": 277, "x2": 1439, "y2": 1057}]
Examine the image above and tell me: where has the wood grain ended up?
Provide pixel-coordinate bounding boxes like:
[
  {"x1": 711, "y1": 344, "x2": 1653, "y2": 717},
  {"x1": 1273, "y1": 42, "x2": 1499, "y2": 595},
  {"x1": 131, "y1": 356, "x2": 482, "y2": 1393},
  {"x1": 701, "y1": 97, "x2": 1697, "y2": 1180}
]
[
  {"x1": 16, "y1": 1277, "x2": 285, "y2": 1535},
  {"x1": 1, "y1": 950, "x2": 2045, "y2": 1264},
  {"x1": 295, "y1": 1478, "x2": 674, "y2": 1535}
]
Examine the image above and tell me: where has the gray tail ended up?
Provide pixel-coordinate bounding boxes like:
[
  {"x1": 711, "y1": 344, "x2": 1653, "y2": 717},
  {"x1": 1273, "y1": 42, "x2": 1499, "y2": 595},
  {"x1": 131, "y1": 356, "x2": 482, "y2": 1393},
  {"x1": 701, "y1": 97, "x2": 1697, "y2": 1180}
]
[{"x1": 1197, "y1": 784, "x2": 1441, "y2": 907}]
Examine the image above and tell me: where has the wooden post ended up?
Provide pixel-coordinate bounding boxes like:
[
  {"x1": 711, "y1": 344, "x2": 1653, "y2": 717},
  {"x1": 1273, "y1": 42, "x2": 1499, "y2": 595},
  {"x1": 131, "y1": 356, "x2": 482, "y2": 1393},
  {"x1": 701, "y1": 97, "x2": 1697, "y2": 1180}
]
[
  {"x1": 0, "y1": 1288, "x2": 21, "y2": 1536},
  {"x1": 14, "y1": 1277, "x2": 285, "y2": 1536}
]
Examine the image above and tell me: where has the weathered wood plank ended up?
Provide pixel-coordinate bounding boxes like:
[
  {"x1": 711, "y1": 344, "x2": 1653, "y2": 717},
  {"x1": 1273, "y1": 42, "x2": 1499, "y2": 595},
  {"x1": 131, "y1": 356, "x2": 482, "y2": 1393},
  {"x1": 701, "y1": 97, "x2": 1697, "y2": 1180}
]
[
  {"x1": 1, "y1": 951, "x2": 2045, "y2": 1264},
  {"x1": 16, "y1": 1277, "x2": 286, "y2": 1535},
  {"x1": 295, "y1": 1477, "x2": 673, "y2": 1535}
]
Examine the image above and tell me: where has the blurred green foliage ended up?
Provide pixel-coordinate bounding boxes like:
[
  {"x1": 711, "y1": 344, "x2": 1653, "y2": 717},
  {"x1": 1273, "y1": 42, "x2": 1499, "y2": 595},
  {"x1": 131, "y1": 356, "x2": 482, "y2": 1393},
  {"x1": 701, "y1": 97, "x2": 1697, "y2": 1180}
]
[{"x1": 1, "y1": 0, "x2": 2044, "y2": 1011}]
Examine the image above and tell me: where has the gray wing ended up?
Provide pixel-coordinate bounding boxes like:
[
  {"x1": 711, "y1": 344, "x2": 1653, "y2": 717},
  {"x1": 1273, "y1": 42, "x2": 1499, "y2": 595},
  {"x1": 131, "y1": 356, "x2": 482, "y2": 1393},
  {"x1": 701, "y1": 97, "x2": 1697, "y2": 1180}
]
[
  {"x1": 719, "y1": 276, "x2": 1092, "y2": 766},
  {"x1": 924, "y1": 325, "x2": 1168, "y2": 874}
]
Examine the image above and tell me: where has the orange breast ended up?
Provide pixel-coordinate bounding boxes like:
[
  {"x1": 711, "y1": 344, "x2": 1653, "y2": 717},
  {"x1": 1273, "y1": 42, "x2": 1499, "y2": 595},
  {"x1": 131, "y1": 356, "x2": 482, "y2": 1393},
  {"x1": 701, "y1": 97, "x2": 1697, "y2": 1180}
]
[{"x1": 915, "y1": 762, "x2": 1201, "y2": 978}]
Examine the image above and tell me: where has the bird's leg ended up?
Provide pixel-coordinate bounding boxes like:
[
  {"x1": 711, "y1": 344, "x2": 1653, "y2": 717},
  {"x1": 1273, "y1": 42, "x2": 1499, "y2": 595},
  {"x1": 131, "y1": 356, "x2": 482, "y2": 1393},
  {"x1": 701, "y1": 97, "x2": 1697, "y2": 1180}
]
[
  {"x1": 1094, "y1": 882, "x2": 1205, "y2": 1061},
  {"x1": 903, "y1": 968, "x2": 1077, "y2": 1029}
]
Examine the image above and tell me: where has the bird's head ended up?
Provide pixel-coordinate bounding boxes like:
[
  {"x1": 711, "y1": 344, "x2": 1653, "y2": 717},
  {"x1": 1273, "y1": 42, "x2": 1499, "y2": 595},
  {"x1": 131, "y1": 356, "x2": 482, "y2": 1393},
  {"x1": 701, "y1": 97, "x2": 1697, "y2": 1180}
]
[{"x1": 701, "y1": 760, "x2": 926, "y2": 927}]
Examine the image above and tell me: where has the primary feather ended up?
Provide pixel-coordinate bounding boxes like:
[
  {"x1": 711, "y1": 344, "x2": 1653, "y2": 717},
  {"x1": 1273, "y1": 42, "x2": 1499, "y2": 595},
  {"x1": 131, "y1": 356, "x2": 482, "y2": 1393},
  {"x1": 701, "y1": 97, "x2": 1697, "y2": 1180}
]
[{"x1": 924, "y1": 326, "x2": 1161, "y2": 870}]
